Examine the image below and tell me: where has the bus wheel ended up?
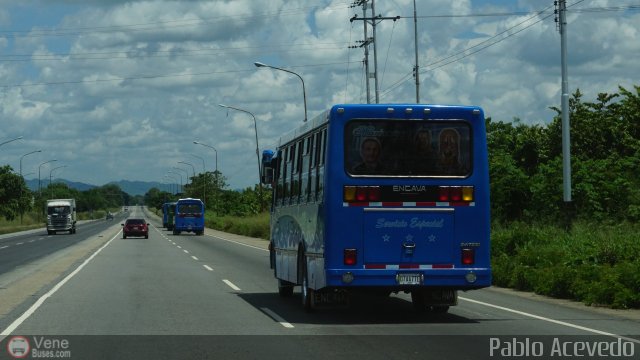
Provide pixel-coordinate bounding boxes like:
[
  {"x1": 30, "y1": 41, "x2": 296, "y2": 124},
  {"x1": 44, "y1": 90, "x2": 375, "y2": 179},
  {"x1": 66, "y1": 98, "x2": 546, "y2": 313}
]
[{"x1": 278, "y1": 279, "x2": 294, "y2": 297}]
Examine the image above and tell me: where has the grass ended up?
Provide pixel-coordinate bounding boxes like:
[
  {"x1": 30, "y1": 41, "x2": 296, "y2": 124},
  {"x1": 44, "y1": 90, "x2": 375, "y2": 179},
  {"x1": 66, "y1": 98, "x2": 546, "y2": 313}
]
[{"x1": 491, "y1": 220, "x2": 640, "y2": 309}]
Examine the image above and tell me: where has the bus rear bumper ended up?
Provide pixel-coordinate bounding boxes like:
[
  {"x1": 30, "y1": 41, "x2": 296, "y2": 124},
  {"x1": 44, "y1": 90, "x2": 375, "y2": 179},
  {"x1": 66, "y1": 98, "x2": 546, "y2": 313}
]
[{"x1": 325, "y1": 268, "x2": 491, "y2": 289}]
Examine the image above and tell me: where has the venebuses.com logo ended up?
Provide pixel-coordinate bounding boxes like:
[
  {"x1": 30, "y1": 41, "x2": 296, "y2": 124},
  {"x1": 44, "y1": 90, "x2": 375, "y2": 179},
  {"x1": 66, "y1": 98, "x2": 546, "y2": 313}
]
[
  {"x1": 6, "y1": 336, "x2": 30, "y2": 359},
  {"x1": 5, "y1": 336, "x2": 71, "y2": 359}
]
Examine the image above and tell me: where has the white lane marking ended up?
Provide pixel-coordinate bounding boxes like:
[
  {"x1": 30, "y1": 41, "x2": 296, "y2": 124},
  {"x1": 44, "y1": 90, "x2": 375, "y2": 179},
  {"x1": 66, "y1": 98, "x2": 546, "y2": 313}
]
[
  {"x1": 191, "y1": 256, "x2": 199, "y2": 261},
  {"x1": 29, "y1": 240, "x2": 36, "y2": 243},
  {"x1": 0, "y1": 246, "x2": 8, "y2": 250},
  {"x1": 223, "y1": 279, "x2": 241, "y2": 291},
  {"x1": 203, "y1": 265, "x2": 213, "y2": 271},
  {"x1": 459, "y1": 296, "x2": 640, "y2": 344},
  {"x1": 177, "y1": 245, "x2": 182, "y2": 249},
  {"x1": 16, "y1": 242, "x2": 24, "y2": 246},
  {"x1": 0, "y1": 232, "x2": 120, "y2": 338},
  {"x1": 207, "y1": 234, "x2": 268, "y2": 252},
  {"x1": 183, "y1": 250, "x2": 189, "y2": 254},
  {"x1": 261, "y1": 307, "x2": 294, "y2": 328}
]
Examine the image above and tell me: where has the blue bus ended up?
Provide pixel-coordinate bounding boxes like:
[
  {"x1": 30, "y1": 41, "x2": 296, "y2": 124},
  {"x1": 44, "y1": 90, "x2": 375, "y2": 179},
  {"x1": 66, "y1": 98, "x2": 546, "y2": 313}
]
[
  {"x1": 261, "y1": 104, "x2": 491, "y2": 312},
  {"x1": 173, "y1": 198, "x2": 205, "y2": 235},
  {"x1": 162, "y1": 201, "x2": 176, "y2": 230}
]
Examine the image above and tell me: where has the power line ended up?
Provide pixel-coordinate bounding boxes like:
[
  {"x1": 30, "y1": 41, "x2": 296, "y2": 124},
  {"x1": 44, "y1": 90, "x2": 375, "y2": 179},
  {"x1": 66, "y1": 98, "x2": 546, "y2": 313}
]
[
  {"x1": 379, "y1": 4, "x2": 557, "y2": 99},
  {"x1": 0, "y1": 61, "x2": 359, "y2": 89},
  {"x1": 0, "y1": 3, "x2": 352, "y2": 39}
]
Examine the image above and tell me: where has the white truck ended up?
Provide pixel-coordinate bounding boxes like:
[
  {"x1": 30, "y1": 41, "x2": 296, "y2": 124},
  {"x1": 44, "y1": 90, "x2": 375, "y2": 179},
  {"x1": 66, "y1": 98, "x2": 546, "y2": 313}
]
[{"x1": 46, "y1": 199, "x2": 77, "y2": 235}]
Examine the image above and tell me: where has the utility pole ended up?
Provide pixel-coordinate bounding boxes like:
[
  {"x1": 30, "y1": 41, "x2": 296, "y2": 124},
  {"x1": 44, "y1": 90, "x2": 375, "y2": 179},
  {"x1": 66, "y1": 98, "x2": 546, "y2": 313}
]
[
  {"x1": 556, "y1": 0, "x2": 573, "y2": 228},
  {"x1": 350, "y1": 0, "x2": 399, "y2": 104}
]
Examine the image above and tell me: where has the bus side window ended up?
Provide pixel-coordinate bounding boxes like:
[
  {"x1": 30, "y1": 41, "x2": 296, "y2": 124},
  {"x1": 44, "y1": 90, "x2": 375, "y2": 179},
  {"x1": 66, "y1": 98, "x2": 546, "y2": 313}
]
[
  {"x1": 309, "y1": 133, "x2": 317, "y2": 203},
  {"x1": 301, "y1": 136, "x2": 312, "y2": 203},
  {"x1": 284, "y1": 145, "x2": 293, "y2": 206},
  {"x1": 276, "y1": 150, "x2": 284, "y2": 206},
  {"x1": 316, "y1": 128, "x2": 327, "y2": 201},
  {"x1": 292, "y1": 140, "x2": 303, "y2": 204}
]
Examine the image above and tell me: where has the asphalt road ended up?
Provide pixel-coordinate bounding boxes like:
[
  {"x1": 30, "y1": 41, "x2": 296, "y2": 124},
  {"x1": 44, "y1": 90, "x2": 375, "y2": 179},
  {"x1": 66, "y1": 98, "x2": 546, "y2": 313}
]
[{"x1": 0, "y1": 206, "x2": 638, "y2": 359}]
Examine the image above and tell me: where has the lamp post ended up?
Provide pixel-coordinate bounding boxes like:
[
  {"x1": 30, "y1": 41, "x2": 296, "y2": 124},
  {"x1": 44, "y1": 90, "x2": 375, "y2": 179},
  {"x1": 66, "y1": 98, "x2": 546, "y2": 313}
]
[
  {"x1": 218, "y1": 104, "x2": 265, "y2": 211},
  {"x1": 0, "y1": 136, "x2": 23, "y2": 148},
  {"x1": 167, "y1": 171, "x2": 183, "y2": 194},
  {"x1": 194, "y1": 141, "x2": 218, "y2": 215},
  {"x1": 164, "y1": 175, "x2": 178, "y2": 195},
  {"x1": 20, "y1": 150, "x2": 42, "y2": 177},
  {"x1": 193, "y1": 141, "x2": 217, "y2": 173},
  {"x1": 218, "y1": 104, "x2": 261, "y2": 181},
  {"x1": 38, "y1": 160, "x2": 57, "y2": 195},
  {"x1": 189, "y1": 154, "x2": 206, "y2": 206},
  {"x1": 50, "y1": 165, "x2": 67, "y2": 187},
  {"x1": 254, "y1": 62, "x2": 308, "y2": 123},
  {"x1": 178, "y1": 161, "x2": 196, "y2": 180}
]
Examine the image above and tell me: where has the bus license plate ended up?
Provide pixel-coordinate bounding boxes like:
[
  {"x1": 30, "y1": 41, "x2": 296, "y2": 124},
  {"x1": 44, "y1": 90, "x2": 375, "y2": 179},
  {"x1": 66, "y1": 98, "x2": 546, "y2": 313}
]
[{"x1": 397, "y1": 273, "x2": 423, "y2": 285}]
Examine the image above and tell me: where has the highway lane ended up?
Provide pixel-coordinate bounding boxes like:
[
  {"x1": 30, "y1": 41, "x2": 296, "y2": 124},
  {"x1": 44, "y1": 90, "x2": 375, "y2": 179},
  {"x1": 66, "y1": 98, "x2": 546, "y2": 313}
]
[
  {"x1": 0, "y1": 213, "x2": 127, "y2": 275},
  {"x1": 0, "y1": 208, "x2": 638, "y2": 359}
]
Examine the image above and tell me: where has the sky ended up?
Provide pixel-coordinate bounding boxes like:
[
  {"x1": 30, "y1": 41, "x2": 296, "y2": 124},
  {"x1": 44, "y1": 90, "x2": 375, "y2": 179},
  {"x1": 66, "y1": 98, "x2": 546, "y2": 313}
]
[{"x1": 0, "y1": 0, "x2": 638, "y2": 190}]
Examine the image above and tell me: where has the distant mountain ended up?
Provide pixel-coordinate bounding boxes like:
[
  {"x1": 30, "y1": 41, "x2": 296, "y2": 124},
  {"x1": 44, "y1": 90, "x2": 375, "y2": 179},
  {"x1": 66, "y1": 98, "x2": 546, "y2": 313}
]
[
  {"x1": 25, "y1": 178, "x2": 164, "y2": 196},
  {"x1": 106, "y1": 180, "x2": 164, "y2": 196},
  {"x1": 26, "y1": 178, "x2": 96, "y2": 192}
]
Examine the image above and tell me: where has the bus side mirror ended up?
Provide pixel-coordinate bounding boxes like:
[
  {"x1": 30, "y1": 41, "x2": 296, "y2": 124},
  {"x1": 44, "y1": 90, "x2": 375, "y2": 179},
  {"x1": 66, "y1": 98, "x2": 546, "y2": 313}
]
[
  {"x1": 261, "y1": 149, "x2": 276, "y2": 185},
  {"x1": 261, "y1": 166, "x2": 274, "y2": 185}
]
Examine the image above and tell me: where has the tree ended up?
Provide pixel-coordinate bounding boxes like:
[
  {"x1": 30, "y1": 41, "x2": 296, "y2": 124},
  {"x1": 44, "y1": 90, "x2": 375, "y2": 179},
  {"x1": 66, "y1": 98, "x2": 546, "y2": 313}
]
[{"x1": 0, "y1": 165, "x2": 33, "y2": 221}]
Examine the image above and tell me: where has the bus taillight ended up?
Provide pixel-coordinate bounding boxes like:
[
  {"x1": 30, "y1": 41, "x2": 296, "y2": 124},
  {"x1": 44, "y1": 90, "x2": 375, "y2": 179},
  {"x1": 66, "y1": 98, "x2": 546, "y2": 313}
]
[
  {"x1": 438, "y1": 187, "x2": 450, "y2": 201},
  {"x1": 461, "y1": 248, "x2": 475, "y2": 265},
  {"x1": 439, "y1": 186, "x2": 474, "y2": 202},
  {"x1": 344, "y1": 186, "x2": 380, "y2": 202},
  {"x1": 344, "y1": 249, "x2": 357, "y2": 265},
  {"x1": 450, "y1": 187, "x2": 462, "y2": 201},
  {"x1": 462, "y1": 186, "x2": 474, "y2": 201},
  {"x1": 367, "y1": 186, "x2": 381, "y2": 201}
]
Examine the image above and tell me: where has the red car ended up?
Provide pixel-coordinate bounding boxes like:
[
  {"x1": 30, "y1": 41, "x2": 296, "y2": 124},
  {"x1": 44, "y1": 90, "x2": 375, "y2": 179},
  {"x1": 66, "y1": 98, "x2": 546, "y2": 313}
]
[{"x1": 122, "y1": 218, "x2": 149, "y2": 239}]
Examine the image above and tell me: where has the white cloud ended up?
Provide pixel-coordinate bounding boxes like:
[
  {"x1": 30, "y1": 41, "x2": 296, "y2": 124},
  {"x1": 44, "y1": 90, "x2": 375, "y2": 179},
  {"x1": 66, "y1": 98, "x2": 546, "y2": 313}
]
[{"x1": 0, "y1": 0, "x2": 638, "y2": 189}]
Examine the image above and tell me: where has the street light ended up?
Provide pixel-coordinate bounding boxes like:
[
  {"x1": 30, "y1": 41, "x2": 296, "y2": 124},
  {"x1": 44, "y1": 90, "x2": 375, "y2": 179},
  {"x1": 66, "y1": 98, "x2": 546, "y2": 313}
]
[
  {"x1": 254, "y1": 61, "x2": 308, "y2": 123},
  {"x1": 38, "y1": 160, "x2": 57, "y2": 195},
  {"x1": 164, "y1": 174, "x2": 178, "y2": 195},
  {"x1": 50, "y1": 165, "x2": 68, "y2": 186},
  {"x1": 178, "y1": 161, "x2": 196, "y2": 179},
  {"x1": 194, "y1": 141, "x2": 220, "y2": 215},
  {"x1": 193, "y1": 141, "x2": 217, "y2": 173},
  {"x1": 167, "y1": 170, "x2": 183, "y2": 194},
  {"x1": 218, "y1": 104, "x2": 261, "y2": 185},
  {"x1": 189, "y1": 153, "x2": 206, "y2": 206},
  {"x1": 0, "y1": 136, "x2": 23, "y2": 148},
  {"x1": 20, "y1": 149, "x2": 42, "y2": 177}
]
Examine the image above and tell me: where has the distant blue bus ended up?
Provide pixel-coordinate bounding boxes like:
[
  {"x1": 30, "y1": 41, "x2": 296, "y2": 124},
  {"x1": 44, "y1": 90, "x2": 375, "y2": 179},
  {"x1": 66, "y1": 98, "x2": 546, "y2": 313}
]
[
  {"x1": 261, "y1": 104, "x2": 491, "y2": 312},
  {"x1": 173, "y1": 198, "x2": 205, "y2": 235},
  {"x1": 162, "y1": 202, "x2": 176, "y2": 230}
]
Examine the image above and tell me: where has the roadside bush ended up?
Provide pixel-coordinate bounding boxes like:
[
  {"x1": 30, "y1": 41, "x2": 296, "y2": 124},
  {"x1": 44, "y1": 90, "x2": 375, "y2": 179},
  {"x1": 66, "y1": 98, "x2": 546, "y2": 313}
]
[{"x1": 491, "y1": 221, "x2": 640, "y2": 309}]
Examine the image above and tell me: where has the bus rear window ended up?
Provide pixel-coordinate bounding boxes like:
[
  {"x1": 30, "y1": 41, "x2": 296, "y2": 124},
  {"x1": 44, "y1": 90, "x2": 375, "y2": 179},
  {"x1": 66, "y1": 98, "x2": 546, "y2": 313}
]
[{"x1": 345, "y1": 120, "x2": 472, "y2": 177}]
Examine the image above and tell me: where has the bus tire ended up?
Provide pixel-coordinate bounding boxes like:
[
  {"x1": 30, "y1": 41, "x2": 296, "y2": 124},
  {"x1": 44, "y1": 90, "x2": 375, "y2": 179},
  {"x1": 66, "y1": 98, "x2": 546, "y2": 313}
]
[{"x1": 278, "y1": 279, "x2": 294, "y2": 297}]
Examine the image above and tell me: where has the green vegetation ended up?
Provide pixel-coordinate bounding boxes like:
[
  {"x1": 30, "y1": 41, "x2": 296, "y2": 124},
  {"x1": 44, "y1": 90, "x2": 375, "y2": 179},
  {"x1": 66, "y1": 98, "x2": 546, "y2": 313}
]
[
  {"x1": 492, "y1": 221, "x2": 640, "y2": 309},
  {"x1": 488, "y1": 85, "x2": 640, "y2": 309},
  {"x1": 205, "y1": 211, "x2": 270, "y2": 240}
]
